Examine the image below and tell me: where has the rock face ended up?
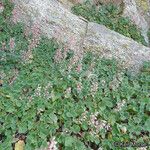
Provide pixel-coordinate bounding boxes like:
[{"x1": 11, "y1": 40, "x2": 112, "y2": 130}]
[
  {"x1": 123, "y1": 0, "x2": 150, "y2": 45},
  {"x1": 83, "y1": 22, "x2": 150, "y2": 72},
  {"x1": 66, "y1": 0, "x2": 123, "y2": 5},
  {"x1": 61, "y1": 0, "x2": 150, "y2": 45},
  {"x1": 134, "y1": 0, "x2": 150, "y2": 27},
  {"x1": 12, "y1": 0, "x2": 150, "y2": 72},
  {"x1": 92, "y1": 0, "x2": 123, "y2": 5},
  {"x1": 12, "y1": 0, "x2": 87, "y2": 52}
]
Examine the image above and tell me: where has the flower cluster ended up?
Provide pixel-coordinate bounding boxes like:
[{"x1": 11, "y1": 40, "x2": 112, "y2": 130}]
[
  {"x1": 114, "y1": 99, "x2": 126, "y2": 112},
  {"x1": 76, "y1": 111, "x2": 111, "y2": 136},
  {"x1": 31, "y1": 22, "x2": 41, "y2": 39},
  {"x1": 0, "y1": 2, "x2": 4, "y2": 13},
  {"x1": 76, "y1": 63, "x2": 82, "y2": 73},
  {"x1": 29, "y1": 22, "x2": 41, "y2": 50},
  {"x1": 64, "y1": 87, "x2": 71, "y2": 98},
  {"x1": 24, "y1": 26, "x2": 31, "y2": 37},
  {"x1": 34, "y1": 84, "x2": 42, "y2": 97},
  {"x1": 12, "y1": 6, "x2": 21, "y2": 23},
  {"x1": 28, "y1": 38, "x2": 40, "y2": 50},
  {"x1": 90, "y1": 81, "x2": 99, "y2": 97},
  {"x1": 98, "y1": 147, "x2": 103, "y2": 150},
  {"x1": 43, "y1": 83, "x2": 53, "y2": 99},
  {"x1": 32, "y1": 83, "x2": 52, "y2": 100},
  {"x1": 76, "y1": 110, "x2": 88, "y2": 124},
  {"x1": 109, "y1": 72, "x2": 124, "y2": 90},
  {"x1": 47, "y1": 137, "x2": 57, "y2": 150},
  {"x1": 1, "y1": 42, "x2": 6, "y2": 50},
  {"x1": 9, "y1": 37, "x2": 15, "y2": 50},
  {"x1": 76, "y1": 82, "x2": 82, "y2": 93},
  {"x1": 21, "y1": 49, "x2": 33, "y2": 63},
  {"x1": 100, "y1": 79, "x2": 106, "y2": 87},
  {"x1": 68, "y1": 54, "x2": 80, "y2": 71},
  {"x1": 22, "y1": 22, "x2": 41, "y2": 63},
  {"x1": 54, "y1": 48, "x2": 63, "y2": 63},
  {"x1": 89, "y1": 112, "x2": 111, "y2": 135}
]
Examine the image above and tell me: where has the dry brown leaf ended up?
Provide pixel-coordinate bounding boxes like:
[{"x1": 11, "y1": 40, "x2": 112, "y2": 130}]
[{"x1": 15, "y1": 140, "x2": 25, "y2": 150}]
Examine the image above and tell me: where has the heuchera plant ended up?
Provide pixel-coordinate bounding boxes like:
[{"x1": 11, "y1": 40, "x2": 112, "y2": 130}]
[{"x1": 0, "y1": 0, "x2": 150, "y2": 150}]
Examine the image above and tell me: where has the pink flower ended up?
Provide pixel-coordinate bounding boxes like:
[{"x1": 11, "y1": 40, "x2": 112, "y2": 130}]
[
  {"x1": 0, "y1": 3, "x2": 4, "y2": 13},
  {"x1": 68, "y1": 55, "x2": 79, "y2": 70},
  {"x1": 1, "y1": 42, "x2": 6, "y2": 50},
  {"x1": 9, "y1": 38, "x2": 15, "y2": 50},
  {"x1": 28, "y1": 38, "x2": 40, "y2": 50},
  {"x1": 90, "y1": 81, "x2": 98, "y2": 96},
  {"x1": 114, "y1": 100, "x2": 126, "y2": 112},
  {"x1": 24, "y1": 26, "x2": 31, "y2": 37},
  {"x1": 54, "y1": 49, "x2": 63, "y2": 63},
  {"x1": 68, "y1": 36, "x2": 76, "y2": 48},
  {"x1": 77, "y1": 82, "x2": 82, "y2": 93},
  {"x1": 76, "y1": 63, "x2": 82, "y2": 73},
  {"x1": 65, "y1": 87, "x2": 71, "y2": 98},
  {"x1": 12, "y1": 7, "x2": 21, "y2": 23},
  {"x1": 31, "y1": 22, "x2": 41, "y2": 38},
  {"x1": 53, "y1": 26, "x2": 63, "y2": 42},
  {"x1": 48, "y1": 137, "x2": 57, "y2": 150}
]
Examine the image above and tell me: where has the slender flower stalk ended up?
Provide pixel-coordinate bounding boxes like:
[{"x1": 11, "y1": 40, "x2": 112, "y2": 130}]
[{"x1": 9, "y1": 38, "x2": 15, "y2": 50}]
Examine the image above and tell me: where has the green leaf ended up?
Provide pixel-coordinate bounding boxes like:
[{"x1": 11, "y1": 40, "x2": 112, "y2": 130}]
[
  {"x1": 75, "y1": 140, "x2": 86, "y2": 150},
  {"x1": 71, "y1": 124, "x2": 80, "y2": 133},
  {"x1": 18, "y1": 124, "x2": 28, "y2": 133},
  {"x1": 81, "y1": 122, "x2": 88, "y2": 130},
  {"x1": 66, "y1": 112, "x2": 73, "y2": 118},
  {"x1": 144, "y1": 118, "x2": 150, "y2": 132},
  {"x1": 49, "y1": 113, "x2": 58, "y2": 123},
  {"x1": 65, "y1": 136, "x2": 76, "y2": 147}
]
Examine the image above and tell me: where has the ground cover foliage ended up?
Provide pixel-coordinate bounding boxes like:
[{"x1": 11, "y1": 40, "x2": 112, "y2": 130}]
[
  {"x1": 72, "y1": 1, "x2": 148, "y2": 46},
  {"x1": 0, "y1": 0, "x2": 150, "y2": 150}
]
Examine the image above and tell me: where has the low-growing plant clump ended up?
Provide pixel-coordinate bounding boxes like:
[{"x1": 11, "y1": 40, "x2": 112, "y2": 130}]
[
  {"x1": 72, "y1": 1, "x2": 147, "y2": 46},
  {"x1": 0, "y1": 0, "x2": 150, "y2": 150}
]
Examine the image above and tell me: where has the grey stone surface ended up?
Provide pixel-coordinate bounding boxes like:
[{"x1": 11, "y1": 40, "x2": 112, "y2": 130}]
[
  {"x1": 12, "y1": 0, "x2": 150, "y2": 73},
  {"x1": 83, "y1": 22, "x2": 150, "y2": 72},
  {"x1": 123, "y1": 0, "x2": 150, "y2": 45},
  {"x1": 12, "y1": 0, "x2": 87, "y2": 52}
]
